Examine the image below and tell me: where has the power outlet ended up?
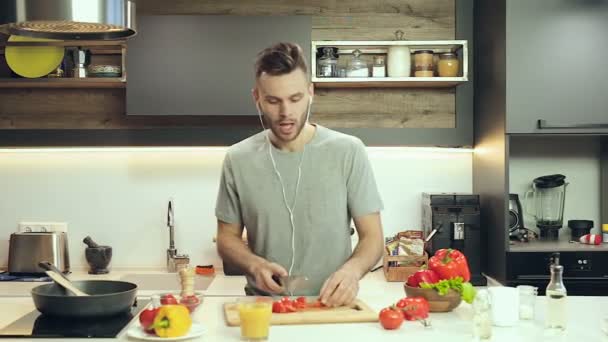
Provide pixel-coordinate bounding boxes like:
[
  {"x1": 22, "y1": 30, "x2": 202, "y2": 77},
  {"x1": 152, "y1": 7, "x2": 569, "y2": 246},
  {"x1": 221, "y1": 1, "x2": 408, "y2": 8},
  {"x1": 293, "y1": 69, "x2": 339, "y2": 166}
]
[{"x1": 18, "y1": 222, "x2": 68, "y2": 233}]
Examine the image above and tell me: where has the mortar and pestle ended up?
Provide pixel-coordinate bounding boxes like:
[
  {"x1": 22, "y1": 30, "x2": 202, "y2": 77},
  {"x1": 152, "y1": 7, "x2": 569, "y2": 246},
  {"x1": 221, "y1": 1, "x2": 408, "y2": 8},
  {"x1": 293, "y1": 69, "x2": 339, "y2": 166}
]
[{"x1": 83, "y1": 236, "x2": 112, "y2": 274}]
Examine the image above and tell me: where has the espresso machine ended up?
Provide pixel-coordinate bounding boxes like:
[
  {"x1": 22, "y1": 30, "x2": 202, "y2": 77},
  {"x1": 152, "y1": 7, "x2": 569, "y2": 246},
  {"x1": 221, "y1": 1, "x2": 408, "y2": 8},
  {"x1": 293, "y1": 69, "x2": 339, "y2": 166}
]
[{"x1": 422, "y1": 193, "x2": 485, "y2": 285}]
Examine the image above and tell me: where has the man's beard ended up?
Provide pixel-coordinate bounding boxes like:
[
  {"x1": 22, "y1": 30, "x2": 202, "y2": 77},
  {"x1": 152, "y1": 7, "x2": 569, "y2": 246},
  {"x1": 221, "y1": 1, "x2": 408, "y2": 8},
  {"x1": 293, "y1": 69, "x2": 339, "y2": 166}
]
[{"x1": 264, "y1": 108, "x2": 307, "y2": 143}]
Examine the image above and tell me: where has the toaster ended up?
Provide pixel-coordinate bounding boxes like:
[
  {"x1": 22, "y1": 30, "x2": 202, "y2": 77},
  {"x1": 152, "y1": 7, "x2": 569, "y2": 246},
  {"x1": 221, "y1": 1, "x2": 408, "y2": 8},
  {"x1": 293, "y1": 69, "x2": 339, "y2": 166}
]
[{"x1": 8, "y1": 232, "x2": 70, "y2": 274}]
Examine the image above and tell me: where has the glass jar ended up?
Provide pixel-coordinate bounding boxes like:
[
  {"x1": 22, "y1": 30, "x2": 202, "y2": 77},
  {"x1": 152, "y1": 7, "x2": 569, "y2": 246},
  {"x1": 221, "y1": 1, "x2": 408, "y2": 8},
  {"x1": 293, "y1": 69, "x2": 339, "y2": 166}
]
[
  {"x1": 517, "y1": 285, "x2": 538, "y2": 320},
  {"x1": 437, "y1": 52, "x2": 459, "y2": 77},
  {"x1": 317, "y1": 47, "x2": 338, "y2": 77},
  {"x1": 372, "y1": 56, "x2": 386, "y2": 77},
  {"x1": 387, "y1": 30, "x2": 410, "y2": 77},
  {"x1": 472, "y1": 290, "x2": 492, "y2": 340},
  {"x1": 414, "y1": 50, "x2": 434, "y2": 77},
  {"x1": 347, "y1": 49, "x2": 369, "y2": 77}
]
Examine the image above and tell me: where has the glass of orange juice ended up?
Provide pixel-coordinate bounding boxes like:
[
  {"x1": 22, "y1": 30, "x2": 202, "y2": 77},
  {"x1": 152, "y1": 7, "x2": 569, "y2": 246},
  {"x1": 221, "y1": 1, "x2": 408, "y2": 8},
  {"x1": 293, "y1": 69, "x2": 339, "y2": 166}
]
[{"x1": 238, "y1": 297, "x2": 272, "y2": 341}]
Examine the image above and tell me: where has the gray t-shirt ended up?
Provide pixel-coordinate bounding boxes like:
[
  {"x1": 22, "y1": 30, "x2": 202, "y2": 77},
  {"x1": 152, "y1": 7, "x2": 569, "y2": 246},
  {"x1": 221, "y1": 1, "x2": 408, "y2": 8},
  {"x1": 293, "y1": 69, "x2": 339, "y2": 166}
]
[{"x1": 215, "y1": 125, "x2": 383, "y2": 295}]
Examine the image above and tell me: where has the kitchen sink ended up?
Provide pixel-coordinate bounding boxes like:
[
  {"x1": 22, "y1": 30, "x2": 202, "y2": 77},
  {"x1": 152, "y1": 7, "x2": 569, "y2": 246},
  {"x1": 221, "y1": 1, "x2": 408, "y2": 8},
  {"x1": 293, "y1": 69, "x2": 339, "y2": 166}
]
[{"x1": 119, "y1": 273, "x2": 214, "y2": 292}]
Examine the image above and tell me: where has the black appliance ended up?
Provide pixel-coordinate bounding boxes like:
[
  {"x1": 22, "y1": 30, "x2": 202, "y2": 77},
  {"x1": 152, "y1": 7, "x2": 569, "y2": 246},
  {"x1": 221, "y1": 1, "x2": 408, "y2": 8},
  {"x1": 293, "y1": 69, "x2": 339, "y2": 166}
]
[
  {"x1": 507, "y1": 251, "x2": 608, "y2": 295},
  {"x1": 568, "y1": 220, "x2": 594, "y2": 240},
  {"x1": 422, "y1": 193, "x2": 485, "y2": 286},
  {"x1": 508, "y1": 193, "x2": 537, "y2": 242},
  {"x1": 0, "y1": 299, "x2": 147, "y2": 338}
]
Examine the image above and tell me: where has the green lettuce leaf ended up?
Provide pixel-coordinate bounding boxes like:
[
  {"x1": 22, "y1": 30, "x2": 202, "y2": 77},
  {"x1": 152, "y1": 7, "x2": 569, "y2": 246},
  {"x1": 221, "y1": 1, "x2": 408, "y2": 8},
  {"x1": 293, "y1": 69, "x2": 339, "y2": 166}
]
[{"x1": 419, "y1": 277, "x2": 476, "y2": 303}]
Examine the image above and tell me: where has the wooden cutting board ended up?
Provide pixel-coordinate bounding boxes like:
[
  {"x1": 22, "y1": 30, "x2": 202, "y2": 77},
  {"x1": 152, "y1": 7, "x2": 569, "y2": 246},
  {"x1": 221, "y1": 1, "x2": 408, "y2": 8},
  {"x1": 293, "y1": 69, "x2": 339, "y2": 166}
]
[{"x1": 224, "y1": 299, "x2": 378, "y2": 326}]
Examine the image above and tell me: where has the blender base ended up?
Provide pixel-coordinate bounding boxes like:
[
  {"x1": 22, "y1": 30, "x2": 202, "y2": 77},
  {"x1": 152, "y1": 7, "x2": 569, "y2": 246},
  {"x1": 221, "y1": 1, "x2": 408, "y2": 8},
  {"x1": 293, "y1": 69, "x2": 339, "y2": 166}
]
[{"x1": 538, "y1": 226, "x2": 561, "y2": 240}]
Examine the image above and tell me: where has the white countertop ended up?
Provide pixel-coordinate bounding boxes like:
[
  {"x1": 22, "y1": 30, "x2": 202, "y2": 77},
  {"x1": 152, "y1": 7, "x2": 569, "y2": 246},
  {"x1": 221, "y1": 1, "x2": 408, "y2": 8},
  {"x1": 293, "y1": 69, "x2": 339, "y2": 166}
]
[{"x1": 0, "y1": 270, "x2": 607, "y2": 341}]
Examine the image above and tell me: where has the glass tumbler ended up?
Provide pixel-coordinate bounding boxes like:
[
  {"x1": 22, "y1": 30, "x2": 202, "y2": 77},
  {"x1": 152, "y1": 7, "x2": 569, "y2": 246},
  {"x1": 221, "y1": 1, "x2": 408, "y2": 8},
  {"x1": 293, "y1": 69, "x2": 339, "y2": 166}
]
[
  {"x1": 517, "y1": 285, "x2": 538, "y2": 320},
  {"x1": 238, "y1": 297, "x2": 273, "y2": 341}
]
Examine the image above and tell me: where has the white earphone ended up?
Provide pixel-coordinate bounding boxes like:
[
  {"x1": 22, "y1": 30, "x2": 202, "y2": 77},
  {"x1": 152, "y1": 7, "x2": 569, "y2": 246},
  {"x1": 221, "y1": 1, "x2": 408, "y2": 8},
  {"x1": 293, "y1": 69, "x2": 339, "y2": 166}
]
[{"x1": 256, "y1": 96, "x2": 313, "y2": 277}]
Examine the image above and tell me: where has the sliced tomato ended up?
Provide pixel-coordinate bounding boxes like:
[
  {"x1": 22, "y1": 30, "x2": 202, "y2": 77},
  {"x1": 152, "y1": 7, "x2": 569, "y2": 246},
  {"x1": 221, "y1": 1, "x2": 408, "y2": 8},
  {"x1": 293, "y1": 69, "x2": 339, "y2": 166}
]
[
  {"x1": 294, "y1": 297, "x2": 307, "y2": 309},
  {"x1": 283, "y1": 302, "x2": 298, "y2": 313},
  {"x1": 272, "y1": 301, "x2": 287, "y2": 313},
  {"x1": 308, "y1": 299, "x2": 326, "y2": 308}
]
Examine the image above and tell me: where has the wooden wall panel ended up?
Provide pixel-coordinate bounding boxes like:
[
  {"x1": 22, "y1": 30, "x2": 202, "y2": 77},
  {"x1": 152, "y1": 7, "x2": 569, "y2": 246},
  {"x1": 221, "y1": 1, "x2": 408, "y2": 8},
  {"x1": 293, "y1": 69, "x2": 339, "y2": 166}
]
[
  {"x1": 138, "y1": 0, "x2": 453, "y2": 17},
  {"x1": 0, "y1": 89, "x2": 124, "y2": 129},
  {"x1": 0, "y1": 0, "x2": 456, "y2": 129},
  {"x1": 314, "y1": 88, "x2": 454, "y2": 128}
]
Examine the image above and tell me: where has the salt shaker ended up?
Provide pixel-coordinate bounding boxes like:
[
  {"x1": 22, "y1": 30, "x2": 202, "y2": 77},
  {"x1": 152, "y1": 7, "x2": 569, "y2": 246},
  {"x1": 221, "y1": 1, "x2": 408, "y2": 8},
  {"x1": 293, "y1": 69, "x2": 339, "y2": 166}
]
[{"x1": 472, "y1": 290, "x2": 492, "y2": 340}]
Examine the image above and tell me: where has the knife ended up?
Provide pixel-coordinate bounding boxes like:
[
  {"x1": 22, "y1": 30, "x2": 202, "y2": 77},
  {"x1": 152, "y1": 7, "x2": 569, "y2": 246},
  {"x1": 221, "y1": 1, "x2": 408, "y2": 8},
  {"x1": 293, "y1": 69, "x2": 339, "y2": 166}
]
[{"x1": 273, "y1": 275, "x2": 310, "y2": 296}]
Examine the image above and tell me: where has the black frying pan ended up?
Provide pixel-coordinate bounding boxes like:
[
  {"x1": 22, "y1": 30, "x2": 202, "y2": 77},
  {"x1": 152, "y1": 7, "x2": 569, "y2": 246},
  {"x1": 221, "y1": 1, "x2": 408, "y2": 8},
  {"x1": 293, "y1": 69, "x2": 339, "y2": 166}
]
[{"x1": 31, "y1": 262, "x2": 137, "y2": 317}]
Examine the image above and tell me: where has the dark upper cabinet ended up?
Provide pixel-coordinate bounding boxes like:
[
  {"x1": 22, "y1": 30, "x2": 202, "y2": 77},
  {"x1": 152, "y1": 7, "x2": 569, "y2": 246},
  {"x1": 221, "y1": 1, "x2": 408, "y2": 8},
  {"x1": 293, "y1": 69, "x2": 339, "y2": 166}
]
[
  {"x1": 506, "y1": 0, "x2": 608, "y2": 134},
  {"x1": 126, "y1": 15, "x2": 311, "y2": 116}
]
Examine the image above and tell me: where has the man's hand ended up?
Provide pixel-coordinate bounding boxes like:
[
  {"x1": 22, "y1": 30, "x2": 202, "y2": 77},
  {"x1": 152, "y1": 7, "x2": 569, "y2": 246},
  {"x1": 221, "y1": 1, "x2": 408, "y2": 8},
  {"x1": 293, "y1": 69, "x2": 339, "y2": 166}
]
[
  {"x1": 250, "y1": 260, "x2": 288, "y2": 294},
  {"x1": 319, "y1": 266, "x2": 360, "y2": 307}
]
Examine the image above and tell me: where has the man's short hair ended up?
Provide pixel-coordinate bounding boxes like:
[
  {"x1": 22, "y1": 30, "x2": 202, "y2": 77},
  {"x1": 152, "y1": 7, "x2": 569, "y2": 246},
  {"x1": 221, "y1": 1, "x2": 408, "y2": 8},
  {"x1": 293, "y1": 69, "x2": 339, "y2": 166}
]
[{"x1": 254, "y1": 42, "x2": 308, "y2": 79}]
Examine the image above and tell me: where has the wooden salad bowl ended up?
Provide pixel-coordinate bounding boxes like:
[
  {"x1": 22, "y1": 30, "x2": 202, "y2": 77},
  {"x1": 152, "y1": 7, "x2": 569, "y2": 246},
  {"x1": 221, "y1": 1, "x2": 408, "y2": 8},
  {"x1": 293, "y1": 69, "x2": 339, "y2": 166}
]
[{"x1": 404, "y1": 284, "x2": 462, "y2": 312}]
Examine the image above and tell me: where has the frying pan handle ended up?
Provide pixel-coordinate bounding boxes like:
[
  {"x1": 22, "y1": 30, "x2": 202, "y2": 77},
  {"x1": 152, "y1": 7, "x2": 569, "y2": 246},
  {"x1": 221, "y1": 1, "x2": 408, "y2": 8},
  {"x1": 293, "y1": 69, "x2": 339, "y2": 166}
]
[{"x1": 38, "y1": 261, "x2": 70, "y2": 281}]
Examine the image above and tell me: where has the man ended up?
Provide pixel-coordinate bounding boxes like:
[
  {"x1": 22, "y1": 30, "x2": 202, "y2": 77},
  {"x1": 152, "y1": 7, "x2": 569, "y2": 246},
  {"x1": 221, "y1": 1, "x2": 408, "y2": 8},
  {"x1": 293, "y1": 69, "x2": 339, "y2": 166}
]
[{"x1": 215, "y1": 42, "x2": 384, "y2": 307}]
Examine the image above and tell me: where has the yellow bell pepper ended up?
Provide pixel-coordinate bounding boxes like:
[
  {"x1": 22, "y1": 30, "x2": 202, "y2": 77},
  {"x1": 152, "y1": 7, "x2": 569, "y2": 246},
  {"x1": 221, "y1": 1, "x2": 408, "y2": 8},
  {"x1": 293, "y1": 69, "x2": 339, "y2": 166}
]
[{"x1": 152, "y1": 305, "x2": 192, "y2": 338}]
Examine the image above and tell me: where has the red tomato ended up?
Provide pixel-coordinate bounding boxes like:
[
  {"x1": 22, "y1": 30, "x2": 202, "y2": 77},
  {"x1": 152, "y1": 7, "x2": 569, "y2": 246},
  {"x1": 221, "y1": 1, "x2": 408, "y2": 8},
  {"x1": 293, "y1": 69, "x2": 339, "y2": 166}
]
[
  {"x1": 406, "y1": 269, "x2": 440, "y2": 287},
  {"x1": 398, "y1": 297, "x2": 430, "y2": 321},
  {"x1": 138, "y1": 307, "x2": 159, "y2": 333},
  {"x1": 160, "y1": 294, "x2": 178, "y2": 305},
  {"x1": 395, "y1": 297, "x2": 408, "y2": 318},
  {"x1": 379, "y1": 307, "x2": 404, "y2": 330}
]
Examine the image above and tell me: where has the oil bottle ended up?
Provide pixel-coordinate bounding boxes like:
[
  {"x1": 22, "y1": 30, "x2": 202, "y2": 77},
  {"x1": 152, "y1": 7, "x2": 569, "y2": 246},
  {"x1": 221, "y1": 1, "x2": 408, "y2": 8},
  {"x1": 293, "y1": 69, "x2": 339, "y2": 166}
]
[{"x1": 545, "y1": 252, "x2": 567, "y2": 330}]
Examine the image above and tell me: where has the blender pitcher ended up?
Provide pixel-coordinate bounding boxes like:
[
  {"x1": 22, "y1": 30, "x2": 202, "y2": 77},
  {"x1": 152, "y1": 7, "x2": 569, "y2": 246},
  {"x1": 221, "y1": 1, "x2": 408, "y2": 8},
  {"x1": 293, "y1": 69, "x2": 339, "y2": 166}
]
[{"x1": 524, "y1": 174, "x2": 568, "y2": 240}]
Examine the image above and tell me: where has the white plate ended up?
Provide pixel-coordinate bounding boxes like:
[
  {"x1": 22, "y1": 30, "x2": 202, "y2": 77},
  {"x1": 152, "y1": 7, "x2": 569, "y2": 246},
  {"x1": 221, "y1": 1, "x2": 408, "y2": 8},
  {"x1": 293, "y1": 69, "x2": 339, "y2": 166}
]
[{"x1": 126, "y1": 322, "x2": 204, "y2": 341}]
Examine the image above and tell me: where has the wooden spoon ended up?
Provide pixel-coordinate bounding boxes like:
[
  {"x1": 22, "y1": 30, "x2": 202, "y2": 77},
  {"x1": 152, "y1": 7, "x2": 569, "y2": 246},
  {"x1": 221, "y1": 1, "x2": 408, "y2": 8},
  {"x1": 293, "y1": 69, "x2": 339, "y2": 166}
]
[{"x1": 38, "y1": 261, "x2": 88, "y2": 296}]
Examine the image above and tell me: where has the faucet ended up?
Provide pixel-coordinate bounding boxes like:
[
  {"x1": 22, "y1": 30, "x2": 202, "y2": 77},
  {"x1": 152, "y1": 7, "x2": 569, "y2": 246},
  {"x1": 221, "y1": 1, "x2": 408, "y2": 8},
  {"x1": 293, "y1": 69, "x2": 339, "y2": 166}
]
[{"x1": 166, "y1": 199, "x2": 189, "y2": 272}]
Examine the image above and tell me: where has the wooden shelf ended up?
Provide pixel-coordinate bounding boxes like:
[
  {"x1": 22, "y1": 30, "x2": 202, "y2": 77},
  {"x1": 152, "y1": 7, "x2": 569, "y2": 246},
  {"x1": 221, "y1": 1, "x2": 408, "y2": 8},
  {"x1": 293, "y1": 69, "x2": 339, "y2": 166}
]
[
  {"x1": 311, "y1": 40, "x2": 469, "y2": 89},
  {"x1": 2, "y1": 40, "x2": 126, "y2": 47},
  {"x1": 0, "y1": 39, "x2": 127, "y2": 87},
  {"x1": 0, "y1": 47, "x2": 122, "y2": 55},
  {"x1": 0, "y1": 78, "x2": 126, "y2": 89},
  {"x1": 312, "y1": 76, "x2": 467, "y2": 88},
  {"x1": 313, "y1": 40, "x2": 466, "y2": 54}
]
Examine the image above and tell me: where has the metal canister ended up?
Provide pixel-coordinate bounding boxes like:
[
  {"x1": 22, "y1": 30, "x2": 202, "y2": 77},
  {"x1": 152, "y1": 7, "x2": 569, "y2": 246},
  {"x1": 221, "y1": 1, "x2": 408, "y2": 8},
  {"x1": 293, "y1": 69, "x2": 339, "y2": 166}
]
[{"x1": 603, "y1": 224, "x2": 608, "y2": 243}]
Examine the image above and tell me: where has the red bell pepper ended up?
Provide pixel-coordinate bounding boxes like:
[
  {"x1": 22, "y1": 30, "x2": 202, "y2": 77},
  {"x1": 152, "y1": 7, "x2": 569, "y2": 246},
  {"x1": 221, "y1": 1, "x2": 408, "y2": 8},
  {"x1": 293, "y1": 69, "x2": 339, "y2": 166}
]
[
  {"x1": 139, "y1": 307, "x2": 160, "y2": 333},
  {"x1": 428, "y1": 249, "x2": 471, "y2": 282},
  {"x1": 406, "y1": 269, "x2": 440, "y2": 287}
]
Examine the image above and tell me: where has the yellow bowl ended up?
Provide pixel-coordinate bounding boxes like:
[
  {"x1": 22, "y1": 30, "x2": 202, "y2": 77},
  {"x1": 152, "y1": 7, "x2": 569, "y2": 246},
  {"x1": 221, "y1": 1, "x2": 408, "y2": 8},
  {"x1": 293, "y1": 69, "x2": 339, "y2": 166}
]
[
  {"x1": 5, "y1": 35, "x2": 64, "y2": 78},
  {"x1": 404, "y1": 284, "x2": 462, "y2": 312}
]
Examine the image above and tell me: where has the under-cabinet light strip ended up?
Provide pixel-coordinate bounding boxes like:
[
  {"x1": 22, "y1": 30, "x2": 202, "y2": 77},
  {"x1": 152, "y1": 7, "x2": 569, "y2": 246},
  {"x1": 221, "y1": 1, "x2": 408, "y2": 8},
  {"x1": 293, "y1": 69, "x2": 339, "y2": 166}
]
[{"x1": 0, "y1": 146, "x2": 474, "y2": 153}]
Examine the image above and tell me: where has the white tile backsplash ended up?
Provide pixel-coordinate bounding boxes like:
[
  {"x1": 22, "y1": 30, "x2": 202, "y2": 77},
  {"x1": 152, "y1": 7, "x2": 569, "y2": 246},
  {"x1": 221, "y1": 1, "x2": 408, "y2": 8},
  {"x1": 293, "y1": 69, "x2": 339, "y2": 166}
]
[{"x1": 0, "y1": 148, "x2": 472, "y2": 269}]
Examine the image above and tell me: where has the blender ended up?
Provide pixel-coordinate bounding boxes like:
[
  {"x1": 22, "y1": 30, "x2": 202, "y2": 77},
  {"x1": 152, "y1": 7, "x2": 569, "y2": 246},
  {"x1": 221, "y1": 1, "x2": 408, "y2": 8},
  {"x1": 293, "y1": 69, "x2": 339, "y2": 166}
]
[{"x1": 524, "y1": 174, "x2": 568, "y2": 240}]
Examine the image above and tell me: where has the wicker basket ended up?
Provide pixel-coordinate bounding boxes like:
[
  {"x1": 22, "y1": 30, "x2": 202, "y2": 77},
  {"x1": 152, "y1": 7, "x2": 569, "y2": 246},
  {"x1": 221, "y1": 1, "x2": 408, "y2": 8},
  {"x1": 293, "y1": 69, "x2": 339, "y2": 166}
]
[{"x1": 382, "y1": 252, "x2": 428, "y2": 282}]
